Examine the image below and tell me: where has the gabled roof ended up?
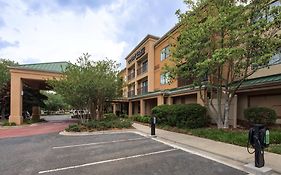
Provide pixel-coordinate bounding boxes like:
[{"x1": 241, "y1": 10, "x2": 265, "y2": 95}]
[{"x1": 12, "y1": 61, "x2": 70, "y2": 73}]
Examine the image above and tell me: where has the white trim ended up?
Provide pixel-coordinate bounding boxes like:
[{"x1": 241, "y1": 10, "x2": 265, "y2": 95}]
[{"x1": 52, "y1": 137, "x2": 146, "y2": 149}]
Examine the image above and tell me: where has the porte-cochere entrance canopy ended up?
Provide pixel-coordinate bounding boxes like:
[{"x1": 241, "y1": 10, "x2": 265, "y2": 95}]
[{"x1": 9, "y1": 62, "x2": 70, "y2": 125}]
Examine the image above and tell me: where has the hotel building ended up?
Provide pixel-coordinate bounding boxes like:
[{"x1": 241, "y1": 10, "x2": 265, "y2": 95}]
[{"x1": 114, "y1": 23, "x2": 281, "y2": 127}]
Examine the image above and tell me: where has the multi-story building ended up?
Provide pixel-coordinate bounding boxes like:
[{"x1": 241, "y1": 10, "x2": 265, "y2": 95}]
[
  {"x1": 113, "y1": 1, "x2": 281, "y2": 126},
  {"x1": 114, "y1": 26, "x2": 208, "y2": 122}
]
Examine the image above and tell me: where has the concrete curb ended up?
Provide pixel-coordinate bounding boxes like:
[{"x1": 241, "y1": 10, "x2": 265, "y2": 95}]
[{"x1": 59, "y1": 129, "x2": 137, "y2": 136}]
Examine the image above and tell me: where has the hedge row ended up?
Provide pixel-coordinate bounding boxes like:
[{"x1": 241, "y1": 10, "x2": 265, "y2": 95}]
[
  {"x1": 151, "y1": 103, "x2": 209, "y2": 129},
  {"x1": 132, "y1": 114, "x2": 150, "y2": 123}
]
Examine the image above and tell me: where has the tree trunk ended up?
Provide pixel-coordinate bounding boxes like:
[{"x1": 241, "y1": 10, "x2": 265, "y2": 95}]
[
  {"x1": 90, "y1": 101, "x2": 96, "y2": 120},
  {"x1": 217, "y1": 90, "x2": 224, "y2": 128},
  {"x1": 223, "y1": 100, "x2": 230, "y2": 128},
  {"x1": 217, "y1": 116, "x2": 224, "y2": 128}
]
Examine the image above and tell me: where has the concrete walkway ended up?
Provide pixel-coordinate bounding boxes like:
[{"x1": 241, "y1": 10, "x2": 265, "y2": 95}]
[{"x1": 133, "y1": 123, "x2": 281, "y2": 174}]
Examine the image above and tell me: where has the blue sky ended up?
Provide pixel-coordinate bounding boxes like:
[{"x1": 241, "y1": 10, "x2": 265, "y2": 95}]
[{"x1": 0, "y1": 0, "x2": 187, "y2": 67}]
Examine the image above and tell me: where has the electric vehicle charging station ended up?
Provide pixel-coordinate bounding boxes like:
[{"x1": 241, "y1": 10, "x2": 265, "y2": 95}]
[{"x1": 247, "y1": 124, "x2": 270, "y2": 168}]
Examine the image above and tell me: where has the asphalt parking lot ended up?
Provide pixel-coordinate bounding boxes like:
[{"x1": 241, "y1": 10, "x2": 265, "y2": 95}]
[{"x1": 0, "y1": 132, "x2": 247, "y2": 175}]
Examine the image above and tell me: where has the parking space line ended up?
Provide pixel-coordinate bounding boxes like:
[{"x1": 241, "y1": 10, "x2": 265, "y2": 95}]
[
  {"x1": 38, "y1": 148, "x2": 177, "y2": 174},
  {"x1": 52, "y1": 137, "x2": 147, "y2": 149}
]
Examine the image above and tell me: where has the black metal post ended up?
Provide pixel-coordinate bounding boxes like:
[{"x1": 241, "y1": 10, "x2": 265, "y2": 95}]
[
  {"x1": 151, "y1": 116, "x2": 156, "y2": 136},
  {"x1": 253, "y1": 124, "x2": 265, "y2": 168}
]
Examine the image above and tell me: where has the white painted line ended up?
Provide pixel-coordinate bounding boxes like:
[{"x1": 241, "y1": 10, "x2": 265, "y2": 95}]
[
  {"x1": 150, "y1": 137, "x2": 247, "y2": 173},
  {"x1": 38, "y1": 148, "x2": 177, "y2": 174},
  {"x1": 53, "y1": 137, "x2": 147, "y2": 149}
]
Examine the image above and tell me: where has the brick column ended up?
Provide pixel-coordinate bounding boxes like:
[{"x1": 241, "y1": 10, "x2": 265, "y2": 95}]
[
  {"x1": 32, "y1": 106, "x2": 40, "y2": 121},
  {"x1": 157, "y1": 95, "x2": 164, "y2": 106},
  {"x1": 113, "y1": 103, "x2": 116, "y2": 115},
  {"x1": 128, "y1": 101, "x2": 133, "y2": 117},
  {"x1": 140, "y1": 99, "x2": 145, "y2": 116},
  {"x1": 167, "y1": 96, "x2": 173, "y2": 105}
]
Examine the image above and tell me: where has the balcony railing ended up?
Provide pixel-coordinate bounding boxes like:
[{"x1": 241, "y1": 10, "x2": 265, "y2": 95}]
[
  {"x1": 137, "y1": 65, "x2": 148, "y2": 76},
  {"x1": 128, "y1": 90, "x2": 135, "y2": 97},
  {"x1": 137, "y1": 86, "x2": 148, "y2": 95},
  {"x1": 127, "y1": 72, "x2": 135, "y2": 81}
]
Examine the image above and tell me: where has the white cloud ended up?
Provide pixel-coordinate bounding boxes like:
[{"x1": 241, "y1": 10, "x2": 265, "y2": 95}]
[
  {"x1": 0, "y1": 0, "x2": 187, "y2": 66},
  {"x1": 0, "y1": 0, "x2": 130, "y2": 64}
]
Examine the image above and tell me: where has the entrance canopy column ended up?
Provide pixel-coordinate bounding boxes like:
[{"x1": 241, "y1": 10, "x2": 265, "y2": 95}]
[{"x1": 9, "y1": 76, "x2": 23, "y2": 125}]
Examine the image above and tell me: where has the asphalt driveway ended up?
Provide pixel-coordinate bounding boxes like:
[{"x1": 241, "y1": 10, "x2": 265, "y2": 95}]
[{"x1": 0, "y1": 132, "x2": 247, "y2": 175}]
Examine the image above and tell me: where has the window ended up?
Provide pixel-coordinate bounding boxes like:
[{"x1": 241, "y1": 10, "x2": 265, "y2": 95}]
[
  {"x1": 160, "y1": 46, "x2": 170, "y2": 61},
  {"x1": 253, "y1": 0, "x2": 280, "y2": 23},
  {"x1": 269, "y1": 49, "x2": 281, "y2": 65},
  {"x1": 160, "y1": 73, "x2": 170, "y2": 85},
  {"x1": 141, "y1": 80, "x2": 148, "y2": 88}
]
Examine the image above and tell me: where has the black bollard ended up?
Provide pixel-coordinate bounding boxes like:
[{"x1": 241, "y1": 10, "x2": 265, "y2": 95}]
[{"x1": 151, "y1": 116, "x2": 156, "y2": 136}]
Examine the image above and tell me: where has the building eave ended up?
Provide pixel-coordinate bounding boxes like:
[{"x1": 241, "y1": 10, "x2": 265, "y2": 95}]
[{"x1": 125, "y1": 34, "x2": 160, "y2": 60}]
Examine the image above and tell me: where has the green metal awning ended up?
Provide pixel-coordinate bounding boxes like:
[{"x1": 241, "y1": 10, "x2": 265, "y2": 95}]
[
  {"x1": 240, "y1": 74, "x2": 281, "y2": 88},
  {"x1": 15, "y1": 61, "x2": 70, "y2": 73}
]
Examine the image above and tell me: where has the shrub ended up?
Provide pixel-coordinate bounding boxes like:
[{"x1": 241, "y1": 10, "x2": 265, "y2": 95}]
[
  {"x1": 66, "y1": 117, "x2": 132, "y2": 132},
  {"x1": 132, "y1": 114, "x2": 150, "y2": 123},
  {"x1": 103, "y1": 113, "x2": 118, "y2": 120},
  {"x1": 10, "y1": 122, "x2": 17, "y2": 126},
  {"x1": 66, "y1": 124, "x2": 81, "y2": 132},
  {"x1": 152, "y1": 104, "x2": 208, "y2": 129},
  {"x1": 1, "y1": 121, "x2": 17, "y2": 126},
  {"x1": 244, "y1": 107, "x2": 277, "y2": 125},
  {"x1": 120, "y1": 114, "x2": 128, "y2": 118}
]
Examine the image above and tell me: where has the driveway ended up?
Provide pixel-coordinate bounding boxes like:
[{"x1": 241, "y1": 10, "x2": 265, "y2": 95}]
[
  {"x1": 0, "y1": 132, "x2": 247, "y2": 175},
  {"x1": 0, "y1": 115, "x2": 76, "y2": 139}
]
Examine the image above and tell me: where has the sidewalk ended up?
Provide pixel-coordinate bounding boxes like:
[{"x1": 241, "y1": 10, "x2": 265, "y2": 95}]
[{"x1": 133, "y1": 123, "x2": 281, "y2": 174}]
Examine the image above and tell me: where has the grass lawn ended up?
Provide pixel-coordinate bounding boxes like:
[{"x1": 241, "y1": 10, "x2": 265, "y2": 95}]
[{"x1": 158, "y1": 124, "x2": 281, "y2": 155}]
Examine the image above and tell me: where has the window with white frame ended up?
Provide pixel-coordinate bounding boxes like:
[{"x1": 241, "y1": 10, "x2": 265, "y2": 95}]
[
  {"x1": 160, "y1": 73, "x2": 170, "y2": 85},
  {"x1": 160, "y1": 45, "x2": 170, "y2": 61}
]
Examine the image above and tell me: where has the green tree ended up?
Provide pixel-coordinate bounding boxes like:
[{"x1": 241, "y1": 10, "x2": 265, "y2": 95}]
[
  {"x1": 50, "y1": 53, "x2": 122, "y2": 122},
  {"x1": 167, "y1": 0, "x2": 281, "y2": 128},
  {"x1": 42, "y1": 91, "x2": 69, "y2": 112},
  {"x1": 0, "y1": 59, "x2": 18, "y2": 89},
  {"x1": 0, "y1": 59, "x2": 18, "y2": 119}
]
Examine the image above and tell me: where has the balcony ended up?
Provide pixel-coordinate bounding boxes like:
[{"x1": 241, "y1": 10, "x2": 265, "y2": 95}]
[
  {"x1": 177, "y1": 77, "x2": 193, "y2": 87},
  {"x1": 137, "y1": 86, "x2": 148, "y2": 95},
  {"x1": 137, "y1": 65, "x2": 148, "y2": 76},
  {"x1": 127, "y1": 72, "x2": 135, "y2": 81},
  {"x1": 128, "y1": 90, "x2": 135, "y2": 97}
]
